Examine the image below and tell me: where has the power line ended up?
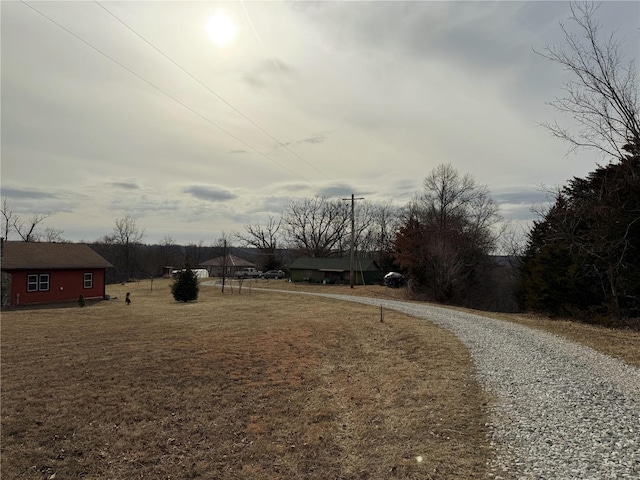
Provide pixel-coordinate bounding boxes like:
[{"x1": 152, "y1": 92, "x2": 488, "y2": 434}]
[
  {"x1": 93, "y1": 0, "x2": 332, "y2": 181},
  {"x1": 19, "y1": 0, "x2": 305, "y2": 181}
]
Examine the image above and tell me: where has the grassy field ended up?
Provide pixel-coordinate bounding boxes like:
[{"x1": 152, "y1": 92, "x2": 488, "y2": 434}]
[
  {"x1": 249, "y1": 278, "x2": 640, "y2": 368},
  {"x1": 2, "y1": 279, "x2": 493, "y2": 479}
]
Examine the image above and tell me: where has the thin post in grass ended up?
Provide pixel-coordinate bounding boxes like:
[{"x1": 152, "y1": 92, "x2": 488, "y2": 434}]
[{"x1": 380, "y1": 305, "x2": 384, "y2": 323}]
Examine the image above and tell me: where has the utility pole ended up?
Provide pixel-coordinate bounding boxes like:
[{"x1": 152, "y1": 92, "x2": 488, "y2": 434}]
[
  {"x1": 220, "y1": 238, "x2": 228, "y2": 293},
  {"x1": 343, "y1": 193, "x2": 364, "y2": 288}
]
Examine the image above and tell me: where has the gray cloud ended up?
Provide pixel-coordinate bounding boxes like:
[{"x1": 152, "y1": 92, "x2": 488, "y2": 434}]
[
  {"x1": 245, "y1": 195, "x2": 290, "y2": 215},
  {"x1": 0, "y1": 186, "x2": 84, "y2": 216},
  {"x1": 296, "y1": 131, "x2": 330, "y2": 145},
  {"x1": 291, "y1": 1, "x2": 588, "y2": 117},
  {"x1": 279, "y1": 131, "x2": 331, "y2": 149},
  {"x1": 244, "y1": 58, "x2": 295, "y2": 88},
  {"x1": 110, "y1": 181, "x2": 141, "y2": 190},
  {"x1": 279, "y1": 182, "x2": 312, "y2": 193},
  {"x1": 392, "y1": 178, "x2": 421, "y2": 199},
  {"x1": 109, "y1": 195, "x2": 182, "y2": 215},
  {"x1": 493, "y1": 189, "x2": 552, "y2": 206},
  {"x1": 256, "y1": 181, "x2": 374, "y2": 204},
  {"x1": 500, "y1": 203, "x2": 545, "y2": 222},
  {"x1": 296, "y1": 2, "x2": 565, "y2": 73},
  {"x1": 493, "y1": 187, "x2": 555, "y2": 222},
  {"x1": 315, "y1": 184, "x2": 357, "y2": 198},
  {"x1": 1, "y1": 186, "x2": 59, "y2": 200},
  {"x1": 183, "y1": 185, "x2": 237, "y2": 202}
]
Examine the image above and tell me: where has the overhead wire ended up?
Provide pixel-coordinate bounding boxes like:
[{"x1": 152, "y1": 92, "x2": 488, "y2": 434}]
[
  {"x1": 93, "y1": 0, "x2": 332, "y2": 181},
  {"x1": 19, "y1": 0, "x2": 306, "y2": 181},
  {"x1": 239, "y1": 0, "x2": 288, "y2": 76}
]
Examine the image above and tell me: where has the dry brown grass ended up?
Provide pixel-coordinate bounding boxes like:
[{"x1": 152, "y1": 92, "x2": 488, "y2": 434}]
[
  {"x1": 251, "y1": 279, "x2": 640, "y2": 368},
  {"x1": 2, "y1": 279, "x2": 493, "y2": 479}
]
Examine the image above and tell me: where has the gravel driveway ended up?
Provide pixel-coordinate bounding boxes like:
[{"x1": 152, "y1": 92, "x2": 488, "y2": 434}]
[{"x1": 269, "y1": 290, "x2": 640, "y2": 479}]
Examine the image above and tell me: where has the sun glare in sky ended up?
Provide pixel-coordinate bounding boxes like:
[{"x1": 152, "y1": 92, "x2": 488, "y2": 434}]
[{"x1": 206, "y1": 12, "x2": 238, "y2": 47}]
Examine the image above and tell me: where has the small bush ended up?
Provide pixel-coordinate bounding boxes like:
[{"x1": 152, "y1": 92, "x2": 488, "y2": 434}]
[{"x1": 171, "y1": 269, "x2": 199, "y2": 302}]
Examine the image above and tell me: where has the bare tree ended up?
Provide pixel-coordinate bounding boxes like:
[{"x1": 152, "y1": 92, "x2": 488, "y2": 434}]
[
  {"x1": 282, "y1": 196, "x2": 350, "y2": 257},
  {"x1": 40, "y1": 227, "x2": 66, "y2": 243},
  {"x1": 235, "y1": 216, "x2": 282, "y2": 270},
  {"x1": 368, "y1": 202, "x2": 402, "y2": 270},
  {"x1": 350, "y1": 200, "x2": 377, "y2": 255},
  {"x1": 111, "y1": 216, "x2": 145, "y2": 279},
  {"x1": 537, "y1": 2, "x2": 639, "y2": 159},
  {"x1": 13, "y1": 214, "x2": 50, "y2": 242},
  {"x1": 1, "y1": 197, "x2": 66, "y2": 242},
  {"x1": 211, "y1": 232, "x2": 232, "y2": 293},
  {"x1": 1, "y1": 197, "x2": 13, "y2": 241},
  {"x1": 236, "y1": 216, "x2": 281, "y2": 251},
  {"x1": 373, "y1": 202, "x2": 401, "y2": 254},
  {"x1": 159, "y1": 235, "x2": 180, "y2": 270},
  {"x1": 138, "y1": 245, "x2": 163, "y2": 291},
  {"x1": 419, "y1": 163, "x2": 501, "y2": 250},
  {"x1": 183, "y1": 240, "x2": 206, "y2": 268},
  {"x1": 395, "y1": 164, "x2": 502, "y2": 304},
  {"x1": 345, "y1": 200, "x2": 401, "y2": 270}
]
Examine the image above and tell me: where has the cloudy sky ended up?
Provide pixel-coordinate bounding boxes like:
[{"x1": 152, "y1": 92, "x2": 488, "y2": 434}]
[{"x1": 2, "y1": 1, "x2": 638, "y2": 244}]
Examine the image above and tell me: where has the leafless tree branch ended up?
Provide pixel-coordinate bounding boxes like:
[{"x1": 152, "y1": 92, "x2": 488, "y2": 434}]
[{"x1": 536, "y1": 2, "x2": 639, "y2": 159}]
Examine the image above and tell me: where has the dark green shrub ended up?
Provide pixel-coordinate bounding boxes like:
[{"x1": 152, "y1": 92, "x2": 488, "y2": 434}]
[{"x1": 171, "y1": 268, "x2": 199, "y2": 302}]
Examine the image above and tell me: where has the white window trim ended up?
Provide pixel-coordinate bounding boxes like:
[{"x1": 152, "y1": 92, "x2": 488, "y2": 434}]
[
  {"x1": 27, "y1": 274, "x2": 38, "y2": 292},
  {"x1": 84, "y1": 272, "x2": 93, "y2": 289},
  {"x1": 38, "y1": 274, "x2": 50, "y2": 292}
]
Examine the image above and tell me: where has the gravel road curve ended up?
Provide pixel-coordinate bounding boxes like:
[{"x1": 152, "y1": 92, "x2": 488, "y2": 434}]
[{"x1": 268, "y1": 290, "x2": 640, "y2": 479}]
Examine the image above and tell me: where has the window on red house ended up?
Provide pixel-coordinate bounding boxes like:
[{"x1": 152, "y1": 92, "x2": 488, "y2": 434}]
[
  {"x1": 84, "y1": 273, "x2": 93, "y2": 289},
  {"x1": 27, "y1": 275, "x2": 38, "y2": 292},
  {"x1": 38, "y1": 274, "x2": 49, "y2": 291},
  {"x1": 28, "y1": 274, "x2": 50, "y2": 292}
]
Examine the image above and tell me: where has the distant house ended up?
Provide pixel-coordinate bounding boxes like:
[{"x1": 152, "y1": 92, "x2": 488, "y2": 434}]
[
  {"x1": 289, "y1": 257, "x2": 382, "y2": 285},
  {"x1": 1, "y1": 241, "x2": 113, "y2": 307},
  {"x1": 200, "y1": 254, "x2": 255, "y2": 277},
  {"x1": 171, "y1": 268, "x2": 209, "y2": 279}
]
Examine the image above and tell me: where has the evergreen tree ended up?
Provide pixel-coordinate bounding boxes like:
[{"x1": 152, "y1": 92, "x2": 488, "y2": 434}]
[
  {"x1": 171, "y1": 267, "x2": 199, "y2": 302},
  {"x1": 523, "y1": 3, "x2": 639, "y2": 324},
  {"x1": 521, "y1": 152, "x2": 640, "y2": 321}
]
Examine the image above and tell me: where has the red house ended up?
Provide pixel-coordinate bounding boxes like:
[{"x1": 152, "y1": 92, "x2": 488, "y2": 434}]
[{"x1": 1, "y1": 241, "x2": 113, "y2": 307}]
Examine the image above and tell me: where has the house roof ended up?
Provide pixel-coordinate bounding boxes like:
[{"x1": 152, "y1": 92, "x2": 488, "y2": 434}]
[
  {"x1": 1, "y1": 241, "x2": 114, "y2": 270},
  {"x1": 200, "y1": 254, "x2": 254, "y2": 268},
  {"x1": 289, "y1": 257, "x2": 380, "y2": 272}
]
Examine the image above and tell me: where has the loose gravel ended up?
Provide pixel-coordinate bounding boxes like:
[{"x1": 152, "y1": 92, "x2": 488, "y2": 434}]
[{"x1": 270, "y1": 290, "x2": 640, "y2": 479}]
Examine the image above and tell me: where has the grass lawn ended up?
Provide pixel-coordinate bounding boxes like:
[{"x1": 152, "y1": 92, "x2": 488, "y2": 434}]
[
  {"x1": 1, "y1": 279, "x2": 493, "y2": 479},
  {"x1": 251, "y1": 278, "x2": 640, "y2": 368}
]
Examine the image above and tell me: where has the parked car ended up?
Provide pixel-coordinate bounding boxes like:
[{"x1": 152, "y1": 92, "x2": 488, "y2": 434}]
[
  {"x1": 383, "y1": 271, "x2": 406, "y2": 288},
  {"x1": 261, "y1": 269, "x2": 286, "y2": 279},
  {"x1": 235, "y1": 268, "x2": 262, "y2": 278}
]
